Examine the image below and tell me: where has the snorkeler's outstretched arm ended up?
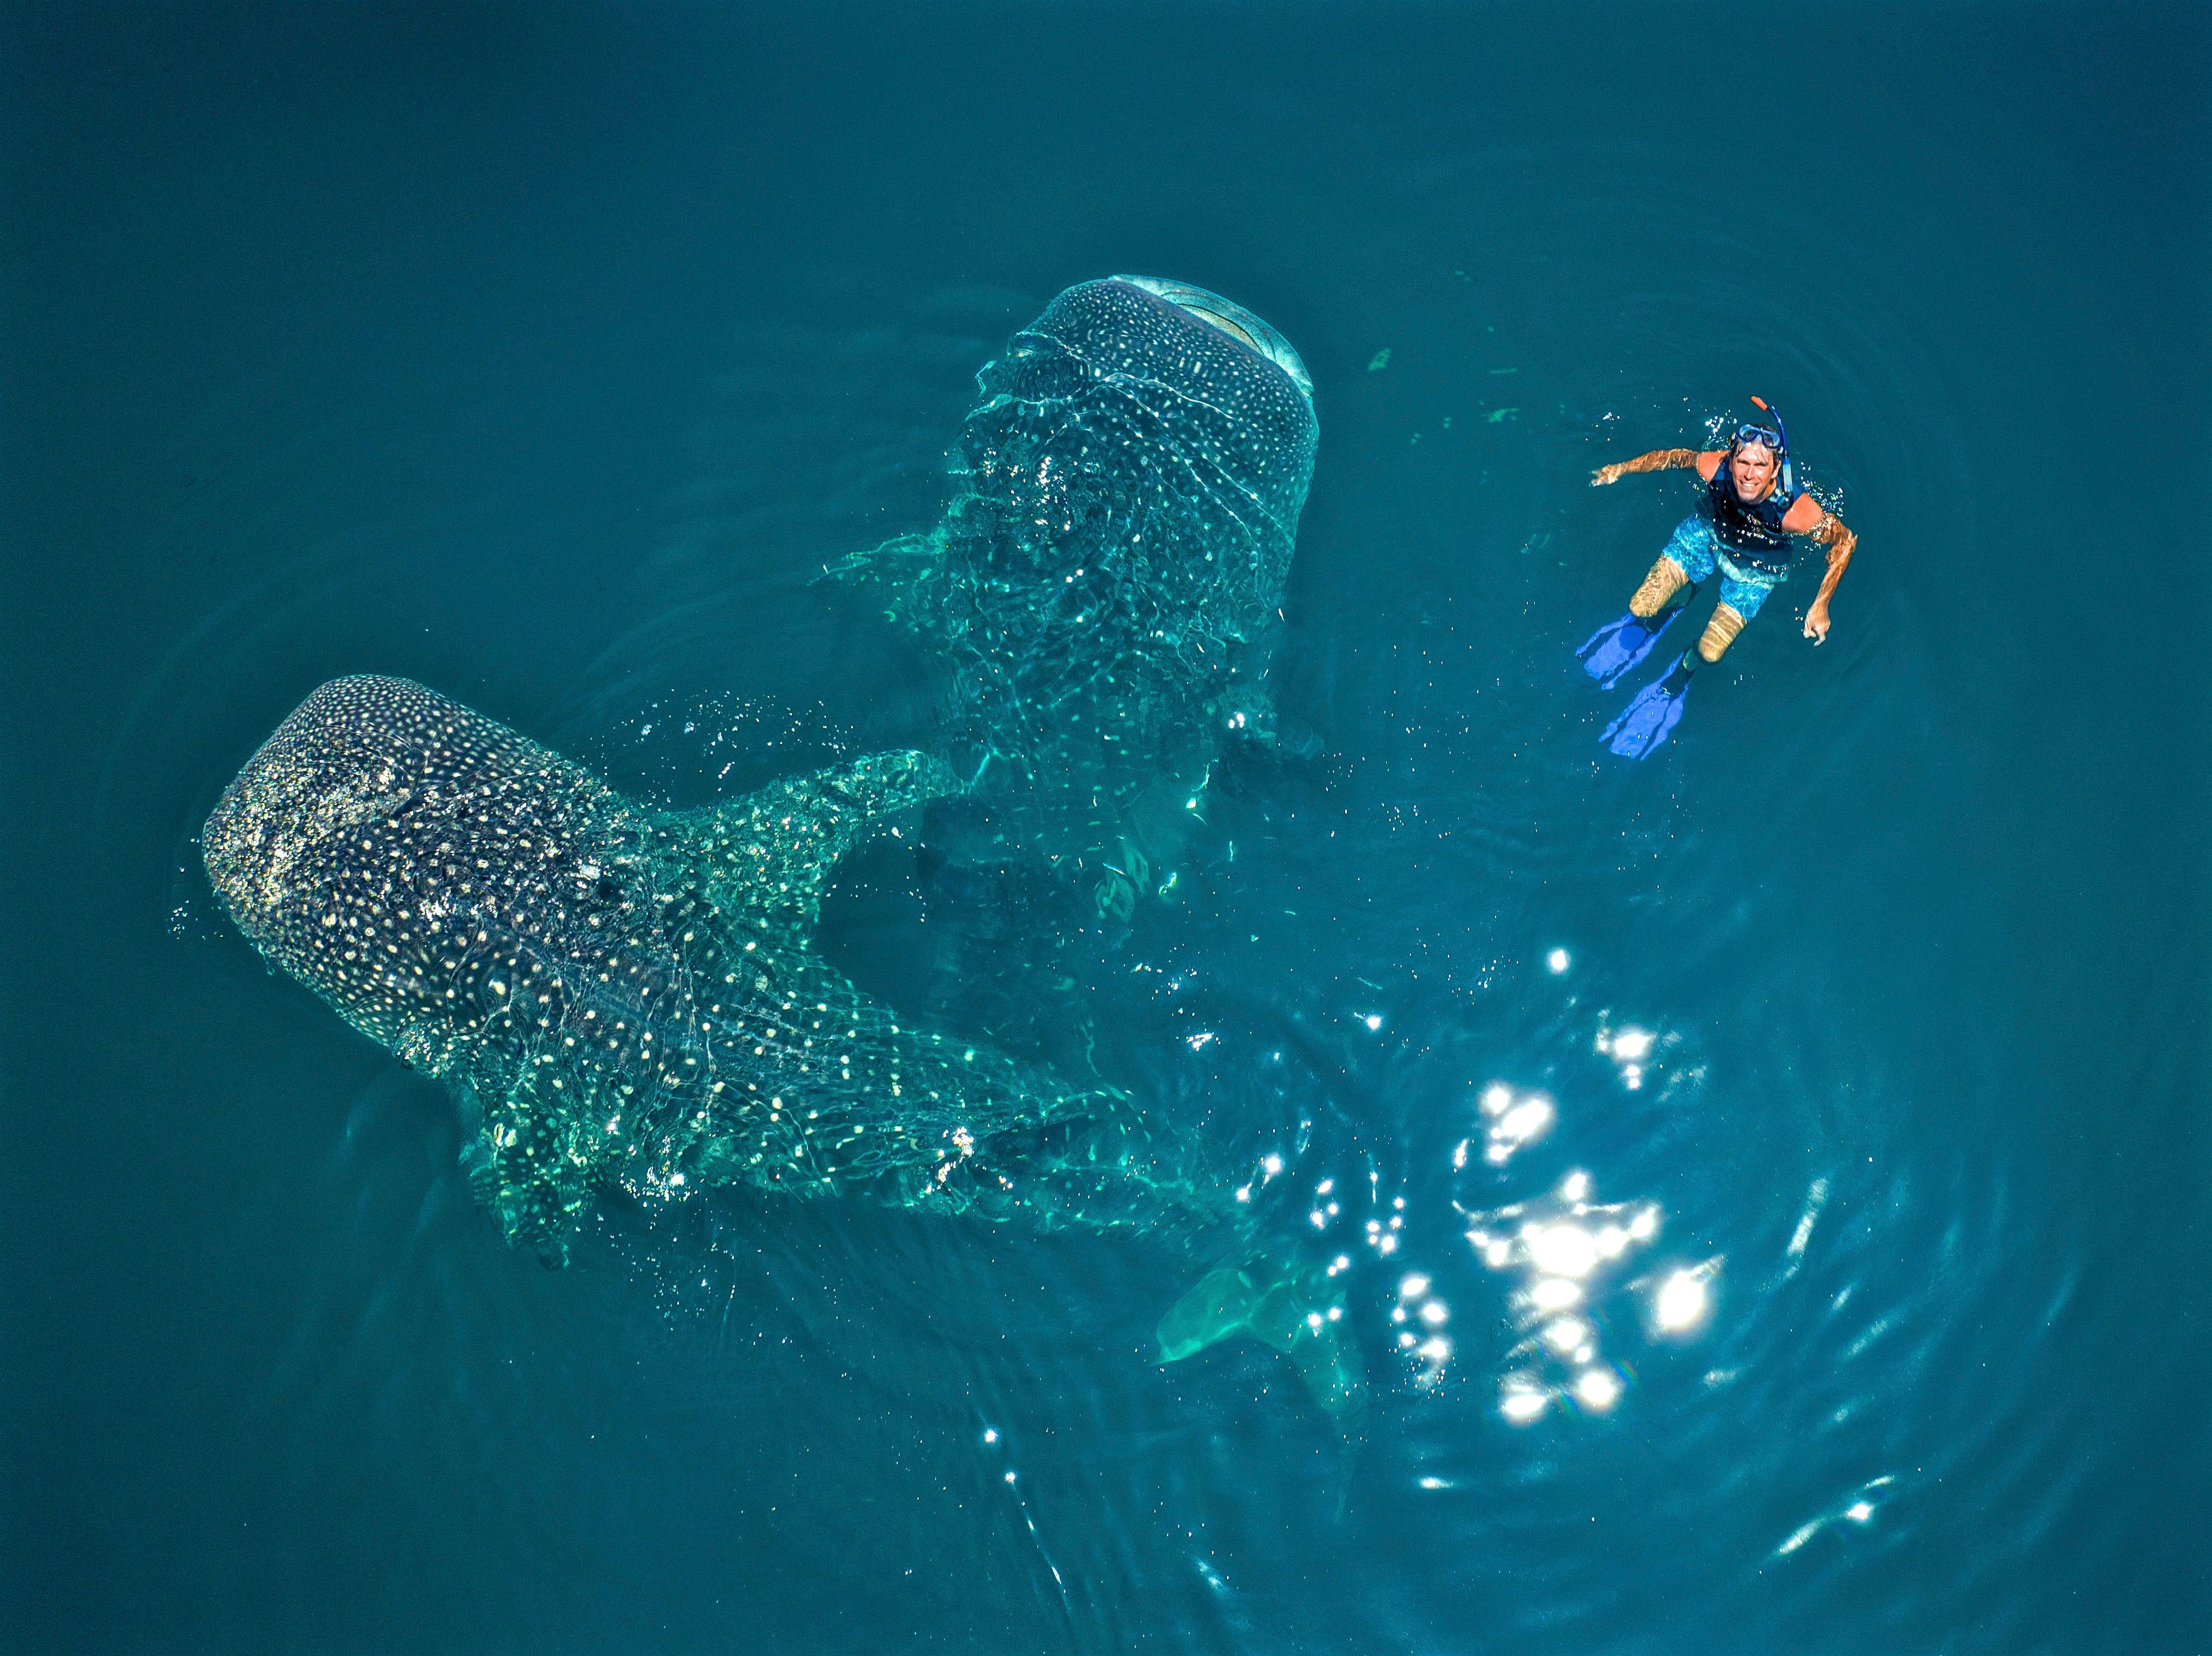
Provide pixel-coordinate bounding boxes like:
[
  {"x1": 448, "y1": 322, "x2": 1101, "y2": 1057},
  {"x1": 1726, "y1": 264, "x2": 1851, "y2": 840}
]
[
  {"x1": 1789, "y1": 498, "x2": 1858, "y2": 643},
  {"x1": 1590, "y1": 448, "x2": 1710, "y2": 485}
]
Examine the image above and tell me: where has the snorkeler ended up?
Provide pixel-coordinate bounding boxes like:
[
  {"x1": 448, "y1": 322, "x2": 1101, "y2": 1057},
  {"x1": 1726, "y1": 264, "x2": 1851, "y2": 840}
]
[{"x1": 1578, "y1": 400, "x2": 1858, "y2": 759}]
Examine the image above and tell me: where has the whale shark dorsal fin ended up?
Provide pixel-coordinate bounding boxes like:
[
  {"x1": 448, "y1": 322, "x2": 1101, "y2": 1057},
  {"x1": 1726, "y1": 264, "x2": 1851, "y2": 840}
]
[{"x1": 690, "y1": 750, "x2": 958, "y2": 934}]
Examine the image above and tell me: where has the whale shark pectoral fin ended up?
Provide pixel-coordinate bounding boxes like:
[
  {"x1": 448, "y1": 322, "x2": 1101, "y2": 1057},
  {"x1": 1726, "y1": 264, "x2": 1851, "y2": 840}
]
[
  {"x1": 820, "y1": 531, "x2": 956, "y2": 639},
  {"x1": 696, "y1": 750, "x2": 962, "y2": 930},
  {"x1": 458, "y1": 1072, "x2": 599, "y2": 1268},
  {"x1": 821, "y1": 530, "x2": 937, "y2": 594}
]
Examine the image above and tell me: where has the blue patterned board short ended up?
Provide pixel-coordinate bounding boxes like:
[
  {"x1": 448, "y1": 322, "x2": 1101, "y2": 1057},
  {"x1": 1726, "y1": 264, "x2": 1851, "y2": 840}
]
[{"x1": 1664, "y1": 516, "x2": 1785, "y2": 619}]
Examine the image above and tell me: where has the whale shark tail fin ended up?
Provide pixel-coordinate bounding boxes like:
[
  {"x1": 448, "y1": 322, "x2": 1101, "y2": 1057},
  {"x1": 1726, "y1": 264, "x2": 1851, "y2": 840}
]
[
  {"x1": 692, "y1": 750, "x2": 960, "y2": 933},
  {"x1": 1158, "y1": 1256, "x2": 1370, "y2": 1445}
]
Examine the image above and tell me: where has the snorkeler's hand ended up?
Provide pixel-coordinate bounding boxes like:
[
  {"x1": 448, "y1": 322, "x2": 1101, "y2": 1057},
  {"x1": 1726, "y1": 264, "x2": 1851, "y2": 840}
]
[
  {"x1": 1803, "y1": 601, "x2": 1831, "y2": 644},
  {"x1": 1590, "y1": 464, "x2": 1625, "y2": 487}
]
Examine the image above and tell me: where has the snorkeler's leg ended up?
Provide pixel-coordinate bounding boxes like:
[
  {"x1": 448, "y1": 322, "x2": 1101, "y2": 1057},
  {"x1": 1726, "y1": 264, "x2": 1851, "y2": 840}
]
[
  {"x1": 1697, "y1": 603, "x2": 1747, "y2": 663},
  {"x1": 1604, "y1": 553, "x2": 1779, "y2": 758},
  {"x1": 1630, "y1": 557, "x2": 1688, "y2": 619},
  {"x1": 1631, "y1": 519, "x2": 1718, "y2": 617},
  {"x1": 1582, "y1": 522, "x2": 1713, "y2": 686},
  {"x1": 1696, "y1": 564, "x2": 1776, "y2": 662}
]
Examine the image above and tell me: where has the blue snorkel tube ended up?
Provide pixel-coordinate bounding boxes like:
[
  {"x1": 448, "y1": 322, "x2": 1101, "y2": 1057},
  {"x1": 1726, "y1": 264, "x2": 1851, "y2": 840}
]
[{"x1": 1750, "y1": 394, "x2": 1793, "y2": 494}]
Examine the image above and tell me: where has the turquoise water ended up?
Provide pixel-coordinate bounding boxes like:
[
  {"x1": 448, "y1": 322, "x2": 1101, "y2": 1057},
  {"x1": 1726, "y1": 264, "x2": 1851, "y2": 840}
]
[{"x1": 4, "y1": 4, "x2": 2207, "y2": 1652}]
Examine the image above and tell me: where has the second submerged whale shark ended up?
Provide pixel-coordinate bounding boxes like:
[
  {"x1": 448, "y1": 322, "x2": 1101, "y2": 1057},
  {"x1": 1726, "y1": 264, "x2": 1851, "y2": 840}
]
[{"x1": 834, "y1": 276, "x2": 1318, "y2": 914}]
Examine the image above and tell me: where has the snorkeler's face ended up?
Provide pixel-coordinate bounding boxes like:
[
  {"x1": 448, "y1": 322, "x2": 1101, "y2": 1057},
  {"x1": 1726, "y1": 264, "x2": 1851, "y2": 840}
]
[{"x1": 1730, "y1": 443, "x2": 1778, "y2": 501}]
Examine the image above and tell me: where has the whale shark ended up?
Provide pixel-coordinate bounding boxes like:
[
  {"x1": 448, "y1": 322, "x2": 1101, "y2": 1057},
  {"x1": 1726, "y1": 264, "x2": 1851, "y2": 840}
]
[
  {"x1": 204, "y1": 676, "x2": 1361, "y2": 1430},
  {"x1": 832, "y1": 276, "x2": 1317, "y2": 915},
  {"x1": 206, "y1": 675, "x2": 1189, "y2": 1255}
]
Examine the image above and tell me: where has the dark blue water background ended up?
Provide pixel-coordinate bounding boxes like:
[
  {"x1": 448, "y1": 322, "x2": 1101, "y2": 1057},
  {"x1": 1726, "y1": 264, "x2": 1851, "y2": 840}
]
[{"x1": 5, "y1": 5, "x2": 2207, "y2": 1652}]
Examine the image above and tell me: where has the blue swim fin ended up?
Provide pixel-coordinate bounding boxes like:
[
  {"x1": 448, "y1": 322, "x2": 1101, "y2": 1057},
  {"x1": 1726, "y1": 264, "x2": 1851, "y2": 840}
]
[
  {"x1": 1576, "y1": 587, "x2": 1697, "y2": 689},
  {"x1": 1602, "y1": 657, "x2": 1694, "y2": 760}
]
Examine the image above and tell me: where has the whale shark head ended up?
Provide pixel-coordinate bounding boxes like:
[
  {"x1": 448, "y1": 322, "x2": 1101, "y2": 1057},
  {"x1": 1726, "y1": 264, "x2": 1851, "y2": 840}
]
[
  {"x1": 202, "y1": 675, "x2": 648, "y2": 1056},
  {"x1": 206, "y1": 677, "x2": 421, "y2": 956},
  {"x1": 1109, "y1": 275, "x2": 1313, "y2": 403}
]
